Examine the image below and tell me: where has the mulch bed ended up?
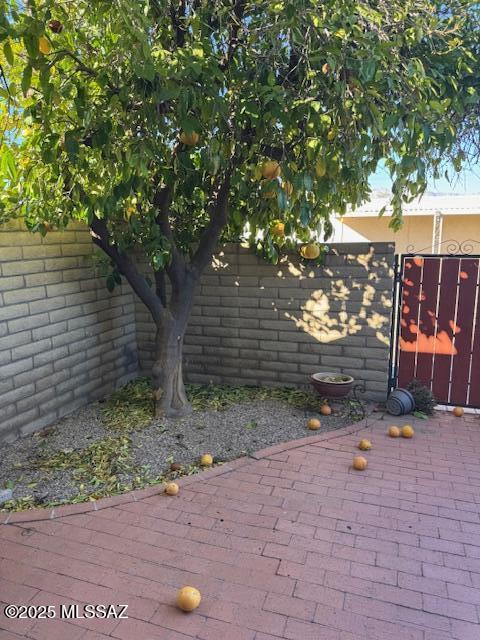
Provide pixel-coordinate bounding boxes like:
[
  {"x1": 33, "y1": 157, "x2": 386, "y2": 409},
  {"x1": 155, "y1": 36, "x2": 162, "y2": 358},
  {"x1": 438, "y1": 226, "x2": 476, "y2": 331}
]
[{"x1": 0, "y1": 378, "x2": 367, "y2": 511}]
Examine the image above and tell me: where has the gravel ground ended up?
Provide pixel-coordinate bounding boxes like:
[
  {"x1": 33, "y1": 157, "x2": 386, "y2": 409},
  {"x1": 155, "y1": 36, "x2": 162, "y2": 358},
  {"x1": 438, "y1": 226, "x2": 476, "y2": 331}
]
[{"x1": 0, "y1": 391, "x2": 366, "y2": 508}]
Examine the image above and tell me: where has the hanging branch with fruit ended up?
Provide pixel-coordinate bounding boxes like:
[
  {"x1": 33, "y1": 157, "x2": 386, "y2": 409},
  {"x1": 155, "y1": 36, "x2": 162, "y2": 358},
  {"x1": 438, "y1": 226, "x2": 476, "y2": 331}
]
[{"x1": 0, "y1": 0, "x2": 478, "y2": 417}]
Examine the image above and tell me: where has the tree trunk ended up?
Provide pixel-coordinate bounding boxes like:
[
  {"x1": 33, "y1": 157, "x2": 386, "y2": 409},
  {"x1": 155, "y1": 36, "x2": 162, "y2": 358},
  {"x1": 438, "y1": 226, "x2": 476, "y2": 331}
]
[{"x1": 152, "y1": 316, "x2": 191, "y2": 418}]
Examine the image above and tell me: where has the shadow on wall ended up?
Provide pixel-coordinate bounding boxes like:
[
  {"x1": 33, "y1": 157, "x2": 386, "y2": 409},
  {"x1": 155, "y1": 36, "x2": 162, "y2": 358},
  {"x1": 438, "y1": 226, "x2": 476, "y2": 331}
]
[
  {"x1": 135, "y1": 242, "x2": 395, "y2": 402},
  {"x1": 272, "y1": 247, "x2": 391, "y2": 347}
]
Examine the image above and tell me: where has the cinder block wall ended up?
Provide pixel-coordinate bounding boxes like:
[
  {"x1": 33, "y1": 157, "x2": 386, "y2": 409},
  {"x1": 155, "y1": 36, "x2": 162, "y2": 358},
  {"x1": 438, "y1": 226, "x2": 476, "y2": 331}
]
[
  {"x1": 0, "y1": 220, "x2": 138, "y2": 442},
  {"x1": 136, "y1": 242, "x2": 395, "y2": 401}
]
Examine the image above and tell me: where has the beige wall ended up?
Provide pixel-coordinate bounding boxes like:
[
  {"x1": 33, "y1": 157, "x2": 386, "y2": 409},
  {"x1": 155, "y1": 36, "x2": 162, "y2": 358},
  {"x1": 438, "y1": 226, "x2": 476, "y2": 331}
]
[
  {"x1": 337, "y1": 214, "x2": 480, "y2": 254},
  {"x1": 442, "y1": 216, "x2": 480, "y2": 248},
  {"x1": 337, "y1": 216, "x2": 433, "y2": 253}
]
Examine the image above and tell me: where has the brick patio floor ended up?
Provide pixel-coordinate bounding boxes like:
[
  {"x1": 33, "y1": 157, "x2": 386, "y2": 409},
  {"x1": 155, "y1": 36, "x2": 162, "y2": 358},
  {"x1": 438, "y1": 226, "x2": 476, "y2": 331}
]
[{"x1": 1, "y1": 411, "x2": 480, "y2": 640}]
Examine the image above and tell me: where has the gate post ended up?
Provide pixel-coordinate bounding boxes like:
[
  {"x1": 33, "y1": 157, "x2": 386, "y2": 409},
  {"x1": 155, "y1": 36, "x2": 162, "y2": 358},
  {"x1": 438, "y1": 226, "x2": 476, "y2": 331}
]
[{"x1": 387, "y1": 254, "x2": 403, "y2": 395}]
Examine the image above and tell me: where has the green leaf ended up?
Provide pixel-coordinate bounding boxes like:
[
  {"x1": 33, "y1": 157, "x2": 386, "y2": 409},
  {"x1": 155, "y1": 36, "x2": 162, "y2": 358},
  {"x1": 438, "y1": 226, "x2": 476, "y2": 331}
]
[
  {"x1": 277, "y1": 189, "x2": 288, "y2": 211},
  {"x1": 21, "y1": 64, "x2": 32, "y2": 96},
  {"x1": 3, "y1": 40, "x2": 13, "y2": 65},
  {"x1": 413, "y1": 410, "x2": 428, "y2": 419},
  {"x1": 1, "y1": 147, "x2": 17, "y2": 182},
  {"x1": 138, "y1": 62, "x2": 155, "y2": 82},
  {"x1": 303, "y1": 174, "x2": 313, "y2": 191},
  {"x1": 299, "y1": 200, "x2": 311, "y2": 226},
  {"x1": 360, "y1": 60, "x2": 376, "y2": 82},
  {"x1": 106, "y1": 275, "x2": 115, "y2": 292},
  {"x1": 179, "y1": 116, "x2": 201, "y2": 134},
  {"x1": 64, "y1": 132, "x2": 80, "y2": 162}
]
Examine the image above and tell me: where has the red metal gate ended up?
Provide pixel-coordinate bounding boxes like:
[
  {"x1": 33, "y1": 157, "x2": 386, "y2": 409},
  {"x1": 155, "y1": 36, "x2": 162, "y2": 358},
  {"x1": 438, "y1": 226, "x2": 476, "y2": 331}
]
[{"x1": 389, "y1": 254, "x2": 480, "y2": 408}]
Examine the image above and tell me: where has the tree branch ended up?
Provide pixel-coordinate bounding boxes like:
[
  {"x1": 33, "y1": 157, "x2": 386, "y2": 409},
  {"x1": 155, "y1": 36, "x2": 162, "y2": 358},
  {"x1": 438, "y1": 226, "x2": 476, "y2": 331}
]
[
  {"x1": 190, "y1": 169, "x2": 232, "y2": 276},
  {"x1": 153, "y1": 184, "x2": 187, "y2": 290},
  {"x1": 154, "y1": 268, "x2": 168, "y2": 307},
  {"x1": 89, "y1": 217, "x2": 164, "y2": 324},
  {"x1": 220, "y1": 0, "x2": 247, "y2": 71},
  {"x1": 170, "y1": 0, "x2": 187, "y2": 47}
]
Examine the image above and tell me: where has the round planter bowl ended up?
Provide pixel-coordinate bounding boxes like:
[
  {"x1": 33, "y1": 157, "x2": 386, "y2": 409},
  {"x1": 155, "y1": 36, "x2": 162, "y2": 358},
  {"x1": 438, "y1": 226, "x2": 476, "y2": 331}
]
[
  {"x1": 310, "y1": 372, "x2": 355, "y2": 398},
  {"x1": 386, "y1": 388, "x2": 415, "y2": 416}
]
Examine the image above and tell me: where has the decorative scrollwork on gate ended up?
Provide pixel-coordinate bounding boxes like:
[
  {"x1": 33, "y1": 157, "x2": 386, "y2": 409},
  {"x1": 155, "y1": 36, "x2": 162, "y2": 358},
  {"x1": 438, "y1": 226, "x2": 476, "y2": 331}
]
[{"x1": 405, "y1": 239, "x2": 480, "y2": 256}]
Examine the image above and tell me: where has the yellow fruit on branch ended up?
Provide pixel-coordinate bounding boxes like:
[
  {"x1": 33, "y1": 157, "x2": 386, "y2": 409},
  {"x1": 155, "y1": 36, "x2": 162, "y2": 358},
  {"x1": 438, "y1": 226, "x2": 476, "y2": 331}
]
[
  {"x1": 165, "y1": 482, "x2": 179, "y2": 496},
  {"x1": 261, "y1": 160, "x2": 281, "y2": 180},
  {"x1": 321, "y1": 62, "x2": 330, "y2": 74},
  {"x1": 179, "y1": 131, "x2": 199, "y2": 146},
  {"x1": 315, "y1": 158, "x2": 327, "y2": 178},
  {"x1": 176, "y1": 587, "x2": 201, "y2": 612},
  {"x1": 307, "y1": 418, "x2": 321, "y2": 430},
  {"x1": 401, "y1": 425, "x2": 414, "y2": 438},
  {"x1": 358, "y1": 439, "x2": 372, "y2": 451},
  {"x1": 352, "y1": 456, "x2": 368, "y2": 470},
  {"x1": 38, "y1": 36, "x2": 51, "y2": 55},
  {"x1": 200, "y1": 453, "x2": 213, "y2": 467},
  {"x1": 283, "y1": 181, "x2": 293, "y2": 196},
  {"x1": 271, "y1": 221, "x2": 285, "y2": 237},
  {"x1": 300, "y1": 243, "x2": 321, "y2": 260},
  {"x1": 327, "y1": 128, "x2": 336, "y2": 142}
]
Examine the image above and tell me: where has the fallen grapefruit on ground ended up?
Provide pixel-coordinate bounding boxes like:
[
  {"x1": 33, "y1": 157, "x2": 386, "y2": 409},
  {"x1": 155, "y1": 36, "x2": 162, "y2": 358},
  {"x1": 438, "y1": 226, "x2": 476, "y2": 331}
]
[
  {"x1": 176, "y1": 587, "x2": 201, "y2": 612},
  {"x1": 165, "y1": 482, "x2": 179, "y2": 496},
  {"x1": 200, "y1": 453, "x2": 213, "y2": 467},
  {"x1": 352, "y1": 456, "x2": 368, "y2": 470},
  {"x1": 358, "y1": 439, "x2": 372, "y2": 451}
]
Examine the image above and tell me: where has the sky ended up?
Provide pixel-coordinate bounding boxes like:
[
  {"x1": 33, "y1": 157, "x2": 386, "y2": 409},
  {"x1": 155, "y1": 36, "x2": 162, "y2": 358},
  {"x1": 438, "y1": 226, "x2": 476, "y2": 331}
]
[{"x1": 369, "y1": 162, "x2": 480, "y2": 195}]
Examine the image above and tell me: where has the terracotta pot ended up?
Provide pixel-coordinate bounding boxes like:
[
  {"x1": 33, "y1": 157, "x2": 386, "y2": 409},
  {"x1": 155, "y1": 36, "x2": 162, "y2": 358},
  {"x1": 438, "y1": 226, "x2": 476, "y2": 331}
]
[{"x1": 310, "y1": 372, "x2": 354, "y2": 398}]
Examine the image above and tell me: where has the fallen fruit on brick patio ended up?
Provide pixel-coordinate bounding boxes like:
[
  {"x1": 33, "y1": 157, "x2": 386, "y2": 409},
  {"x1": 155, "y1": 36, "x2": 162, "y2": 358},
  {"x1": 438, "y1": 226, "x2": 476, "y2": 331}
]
[
  {"x1": 401, "y1": 425, "x2": 415, "y2": 438},
  {"x1": 320, "y1": 404, "x2": 332, "y2": 416},
  {"x1": 307, "y1": 418, "x2": 321, "y2": 430},
  {"x1": 170, "y1": 462, "x2": 182, "y2": 472},
  {"x1": 352, "y1": 455, "x2": 368, "y2": 470},
  {"x1": 165, "y1": 482, "x2": 179, "y2": 496},
  {"x1": 176, "y1": 586, "x2": 201, "y2": 612},
  {"x1": 388, "y1": 426, "x2": 401, "y2": 437},
  {"x1": 358, "y1": 439, "x2": 372, "y2": 451},
  {"x1": 200, "y1": 453, "x2": 213, "y2": 466},
  {"x1": 453, "y1": 406, "x2": 464, "y2": 417}
]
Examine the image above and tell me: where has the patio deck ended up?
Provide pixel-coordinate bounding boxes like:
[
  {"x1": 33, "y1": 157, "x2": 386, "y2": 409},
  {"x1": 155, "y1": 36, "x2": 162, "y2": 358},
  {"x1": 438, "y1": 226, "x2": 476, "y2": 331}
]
[{"x1": 1, "y1": 411, "x2": 480, "y2": 640}]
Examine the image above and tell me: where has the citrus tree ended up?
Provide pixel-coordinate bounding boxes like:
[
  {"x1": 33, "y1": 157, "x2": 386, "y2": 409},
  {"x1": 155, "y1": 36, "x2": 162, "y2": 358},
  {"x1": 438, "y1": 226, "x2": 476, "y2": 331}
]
[{"x1": 0, "y1": 0, "x2": 478, "y2": 417}]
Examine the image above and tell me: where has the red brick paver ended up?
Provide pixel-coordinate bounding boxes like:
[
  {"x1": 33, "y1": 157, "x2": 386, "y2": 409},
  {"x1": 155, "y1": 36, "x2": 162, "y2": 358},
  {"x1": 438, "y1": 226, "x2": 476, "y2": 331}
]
[{"x1": 1, "y1": 411, "x2": 480, "y2": 639}]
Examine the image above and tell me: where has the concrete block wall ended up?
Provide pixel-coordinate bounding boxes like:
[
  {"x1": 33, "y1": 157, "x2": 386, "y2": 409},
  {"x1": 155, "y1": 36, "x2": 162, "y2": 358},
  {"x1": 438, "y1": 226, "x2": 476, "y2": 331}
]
[
  {"x1": 0, "y1": 220, "x2": 138, "y2": 442},
  {"x1": 136, "y1": 242, "x2": 395, "y2": 401}
]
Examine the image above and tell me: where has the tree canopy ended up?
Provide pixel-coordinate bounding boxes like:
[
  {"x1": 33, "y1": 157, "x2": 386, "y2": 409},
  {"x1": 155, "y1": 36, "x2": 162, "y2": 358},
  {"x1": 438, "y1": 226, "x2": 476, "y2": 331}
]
[
  {"x1": 0, "y1": 0, "x2": 479, "y2": 415},
  {"x1": 1, "y1": 1, "x2": 479, "y2": 261}
]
